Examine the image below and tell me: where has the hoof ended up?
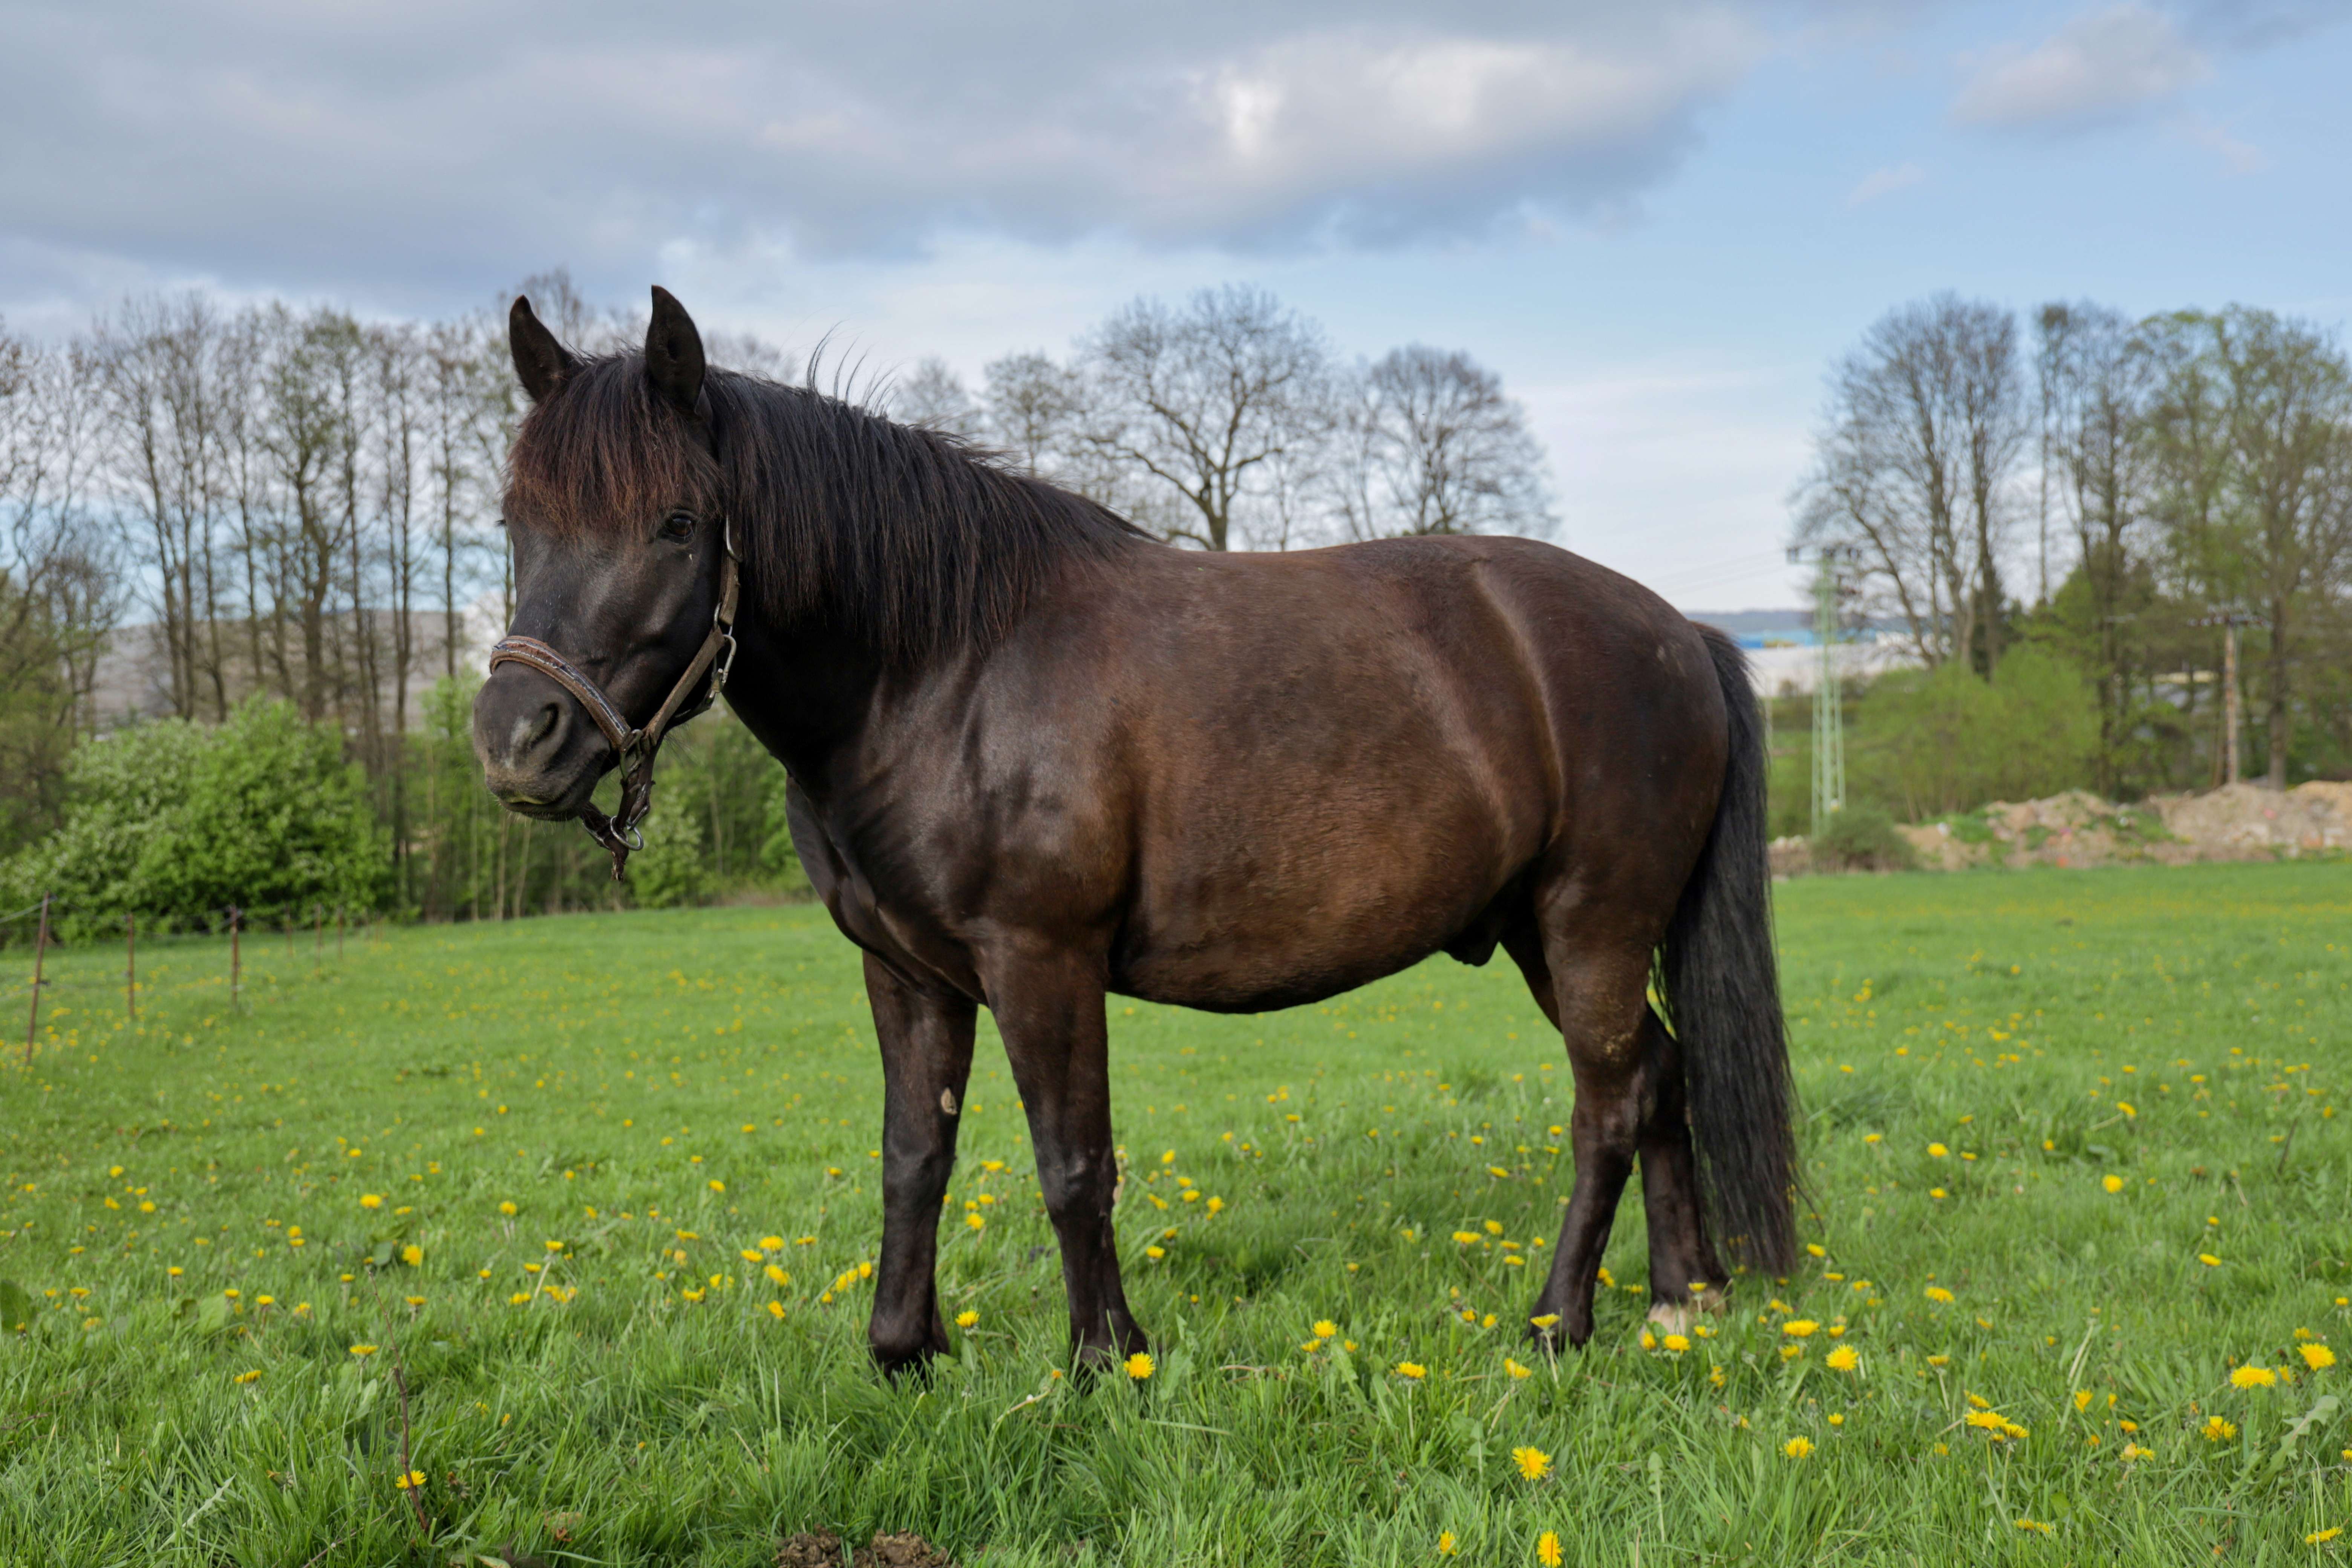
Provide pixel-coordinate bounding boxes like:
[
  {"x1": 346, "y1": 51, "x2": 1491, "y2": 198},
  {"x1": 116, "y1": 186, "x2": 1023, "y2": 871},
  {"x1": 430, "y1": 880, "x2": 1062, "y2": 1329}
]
[{"x1": 1645, "y1": 1286, "x2": 1728, "y2": 1334}]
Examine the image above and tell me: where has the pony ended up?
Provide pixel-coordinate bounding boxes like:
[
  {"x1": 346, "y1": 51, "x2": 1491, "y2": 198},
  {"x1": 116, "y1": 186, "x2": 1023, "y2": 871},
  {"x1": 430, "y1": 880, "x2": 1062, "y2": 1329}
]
[{"x1": 473, "y1": 288, "x2": 1796, "y2": 1374}]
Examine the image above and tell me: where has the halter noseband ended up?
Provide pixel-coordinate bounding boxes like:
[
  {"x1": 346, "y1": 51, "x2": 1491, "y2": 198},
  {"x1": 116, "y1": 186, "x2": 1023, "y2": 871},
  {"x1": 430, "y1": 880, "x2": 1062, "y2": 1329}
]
[{"x1": 487, "y1": 519, "x2": 741, "y2": 881}]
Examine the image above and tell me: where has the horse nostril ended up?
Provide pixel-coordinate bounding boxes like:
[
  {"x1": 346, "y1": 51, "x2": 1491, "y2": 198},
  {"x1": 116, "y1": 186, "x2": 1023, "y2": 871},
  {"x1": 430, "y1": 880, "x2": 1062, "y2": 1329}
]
[{"x1": 514, "y1": 701, "x2": 562, "y2": 757}]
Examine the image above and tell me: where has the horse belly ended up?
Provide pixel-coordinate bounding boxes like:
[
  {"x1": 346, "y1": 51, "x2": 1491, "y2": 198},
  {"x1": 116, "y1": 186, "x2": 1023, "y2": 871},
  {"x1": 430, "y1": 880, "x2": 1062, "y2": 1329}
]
[{"x1": 1112, "y1": 778, "x2": 1523, "y2": 1013}]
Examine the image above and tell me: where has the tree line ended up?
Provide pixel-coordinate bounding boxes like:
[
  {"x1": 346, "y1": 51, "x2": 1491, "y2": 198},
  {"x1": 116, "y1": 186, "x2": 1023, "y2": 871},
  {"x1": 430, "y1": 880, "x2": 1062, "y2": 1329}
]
[
  {"x1": 0, "y1": 274, "x2": 1555, "y2": 931},
  {"x1": 1796, "y1": 292, "x2": 2352, "y2": 803}
]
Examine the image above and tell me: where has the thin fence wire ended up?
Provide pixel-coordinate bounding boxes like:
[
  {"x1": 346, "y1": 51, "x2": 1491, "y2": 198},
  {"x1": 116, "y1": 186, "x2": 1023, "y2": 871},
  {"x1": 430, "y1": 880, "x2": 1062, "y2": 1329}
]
[{"x1": 3, "y1": 905, "x2": 378, "y2": 1069}]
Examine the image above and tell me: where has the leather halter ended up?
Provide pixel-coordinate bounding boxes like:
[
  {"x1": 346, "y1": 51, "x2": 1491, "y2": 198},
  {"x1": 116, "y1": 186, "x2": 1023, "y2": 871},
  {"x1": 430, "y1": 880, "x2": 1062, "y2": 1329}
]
[{"x1": 487, "y1": 519, "x2": 741, "y2": 881}]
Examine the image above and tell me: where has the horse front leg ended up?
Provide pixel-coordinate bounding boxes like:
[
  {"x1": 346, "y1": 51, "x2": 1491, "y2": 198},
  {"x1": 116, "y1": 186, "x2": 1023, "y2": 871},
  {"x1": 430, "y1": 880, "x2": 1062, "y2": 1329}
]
[
  {"x1": 864, "y1": 951, "x2": 977, "y2": 1378},
  {"x1": 988, "y1": 945, "x2": 1145, "y2": 1371}
]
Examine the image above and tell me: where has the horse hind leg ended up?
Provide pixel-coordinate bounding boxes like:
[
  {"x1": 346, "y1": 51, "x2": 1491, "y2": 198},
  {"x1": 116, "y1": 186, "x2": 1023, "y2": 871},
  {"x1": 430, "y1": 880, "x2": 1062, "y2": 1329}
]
[
  {"x1": 1634, "y1": 1004, "x2": 1729, "y2": 1335},
  {"x1": 1505, "y1": 921, "x2": 1652, "y2": 1351}
]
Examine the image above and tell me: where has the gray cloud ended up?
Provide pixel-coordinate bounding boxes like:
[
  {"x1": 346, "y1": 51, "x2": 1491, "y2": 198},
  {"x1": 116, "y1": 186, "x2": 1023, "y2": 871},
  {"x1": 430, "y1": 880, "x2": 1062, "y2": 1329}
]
[
  {"x1": 0, "y1": 1, "x2": 1779, "y2": 312},
  {"x1": 1951, "y1": 4, "x2": 2208, "y2": 130}
]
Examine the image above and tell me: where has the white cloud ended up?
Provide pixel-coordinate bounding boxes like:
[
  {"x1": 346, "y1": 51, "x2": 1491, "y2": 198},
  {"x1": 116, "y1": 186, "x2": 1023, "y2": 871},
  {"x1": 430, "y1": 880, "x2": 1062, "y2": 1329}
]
[
  {"x1": 1846, "y1": 161, "x2": 1926, "y2": 204},
  {"x1": 0, "y1": 2, "x2": 1771, "y2": 314},
  {"x1": 1952, "y1": 4, "x2": 2209, "y2": 130}
]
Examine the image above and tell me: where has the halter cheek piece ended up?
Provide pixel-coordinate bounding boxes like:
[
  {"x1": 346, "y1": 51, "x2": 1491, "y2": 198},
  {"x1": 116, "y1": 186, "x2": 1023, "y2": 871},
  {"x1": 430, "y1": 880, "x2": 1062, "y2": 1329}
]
[{"x1": 487, "y1": 518, "x2": 741, "y2": 881}]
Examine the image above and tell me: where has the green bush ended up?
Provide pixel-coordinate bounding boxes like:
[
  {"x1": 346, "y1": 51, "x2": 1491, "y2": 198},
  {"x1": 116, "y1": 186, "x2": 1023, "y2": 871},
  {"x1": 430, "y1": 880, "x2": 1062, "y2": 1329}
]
[
  {"x1": 1857, "y1": 646, "x2": 2099, "y2": 820},
  {"x1": 1813, "y1": 803, "x2": 1918, "y2": 873},
  {"x1": 2, "y1": 697, "x2": 387, "y2": 938}
]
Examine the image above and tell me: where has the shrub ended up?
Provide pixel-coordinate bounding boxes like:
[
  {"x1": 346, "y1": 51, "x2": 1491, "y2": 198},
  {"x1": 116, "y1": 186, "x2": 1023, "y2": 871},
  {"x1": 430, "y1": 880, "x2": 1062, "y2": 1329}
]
[
  {"x1": 2, "y1": 697, "x2": 387, "y2": 938},
  {"x1": 1814, "y1": 804, "x2": 1918, "y2": 873}
]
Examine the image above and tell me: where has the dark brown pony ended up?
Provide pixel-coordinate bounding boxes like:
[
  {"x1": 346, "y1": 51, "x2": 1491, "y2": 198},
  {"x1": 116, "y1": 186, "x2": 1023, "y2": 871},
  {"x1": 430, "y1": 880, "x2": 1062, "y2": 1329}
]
[{"x1": 474, "y1": 288, "x2": 1797, "y2": 1374}]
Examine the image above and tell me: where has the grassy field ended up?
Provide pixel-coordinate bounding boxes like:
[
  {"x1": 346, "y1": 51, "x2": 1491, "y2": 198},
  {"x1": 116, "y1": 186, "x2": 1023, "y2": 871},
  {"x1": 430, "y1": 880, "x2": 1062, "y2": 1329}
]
[{"x1": 2, "y1": 862, "x2": 2350, "y2": 1565}]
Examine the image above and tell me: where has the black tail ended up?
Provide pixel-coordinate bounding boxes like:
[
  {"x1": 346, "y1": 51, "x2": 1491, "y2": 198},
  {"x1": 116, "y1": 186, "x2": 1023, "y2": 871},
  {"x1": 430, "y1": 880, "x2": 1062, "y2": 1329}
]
[{"x1": 1660, "y1": 627, "x2": 1798, "y2": 1274}]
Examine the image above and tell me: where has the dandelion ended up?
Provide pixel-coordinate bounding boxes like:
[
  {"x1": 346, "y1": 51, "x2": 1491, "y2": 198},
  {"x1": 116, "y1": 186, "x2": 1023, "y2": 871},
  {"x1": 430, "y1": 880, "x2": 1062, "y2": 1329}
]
[
  {"x1": 1395, "y1": 1361, "x2": 1427, "y2": 1380},
  {"x1": 1530, "y1": 1314, "x2": 1560, "y2": 1329},
  {"x1": 2309, "y1": 1528, "x2": 2343, "y2": 1545},
  {"x1": 766, "y1": 1300, "x2": 785, "y2": 1319},
  {"x1": 956, "y1": 1309, "x2": 979, "y2": 1329},
  {"x1": 1438, "y1": 1533, "x2": 1457, "y2": 1556},
  {"x1": 966, "y1": 1214, "x2": 986, "y2": 1231},
  {"x1": 2102, "y1": 1175, "x2": 2124, "y2": 1194},
  {"x1": 1927, "y1": 1143, "x2": 1948, "y2": 1158},
  {"x1": 2122, "y1": 1444, "x2": 2154, "y2": 1460},
  {"x1": 349, "y1": 1344, "x2": 377, "y2": 1357},
  {"x1": 508, "y1": 1292, "x2": 531, "y2": 1306},
  {"x1": 2303, "y1": 1344, "x2": 2337, "y2": 1371},
  {"x1": 1124, "y1": 1351, "x2": 1154, "y2": 1381},
  {"x1": 359, "y1": 1194, "x2": 383, "y2": 1209},
  {"x1": 2202, "y1": 1416, "x2": 2237, "y2": 1442},
  {"x1": 1784, "y1": 1437, "x2": 1813, "y2": 1459},
  {"x1": 394, "y1": 1470, "x2": 426, "y2": 1491},
  {"x1": 1314, "y1": 1319, "x2": 1338, "y2": 1338},
  {"x1": 760, "y1": 1236, "x2": 784, "y2": 1252},
  {"x1": 708, "y1": 1180, "x2": 724, "y2": 1193},
  {"x1": 1663, "y1": 1334, "x2": 1690, "y2": 1353},
  {"x1": 400, "y1": 1245, "x2": 423, "y2": 1267},
  {"x1": 1537, "y1": 1530, "x2": 1563, "y2": 1567},
  {"x1": 1826, "y1": 1346, "x2": 1858, "y2": 1372},
  {"x1": 1512, "y1": 1446, "x2": 1552, "y2": 1481},
  {"x1": 1926, "y1": 1354, "x2": 1950, "y2": 1367},
  {"x1": 2013, "y1": 1519, "x2": 2052, "y2": 1535},
  {"x1": 1924, "y1": 1286, "x2": 1954, "y2": 1303},
  {"x1": 2231, "y1": 1365, "x2": 2277, "y2": 1389},
  {"x1": 765, "y1": 1264, "x2": 789, "y2": 1286},
  {"x1": 1206, "y1": 1197, "x2": 1224, "y2": 1214},
  {"x1": 1505, "y1": 1358, "x2": 1532, "y2": 1379},
  {"x1": 1452, "y1": 1231, "x2": 1480, "y2": 1245},
  {"x1": 498, "y1": 1201, "x2": 518, "y2": 1216},
  {"x1": 233, "y1": 1369, "x2": 261, "y2": 1384},
  {"x1": 1782, "y1": 1320, "x2": 1818, "y2": 1338},
  {"x1": 2199, "y1": 1254, "x2": 2222, "y2": 1267}
]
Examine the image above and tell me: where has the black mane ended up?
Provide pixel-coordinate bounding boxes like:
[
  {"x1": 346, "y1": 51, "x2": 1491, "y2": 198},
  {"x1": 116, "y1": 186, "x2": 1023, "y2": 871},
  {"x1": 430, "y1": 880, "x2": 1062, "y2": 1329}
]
[{"x1": 507, "y1": 355, "x2": 1145, "y2": 665}]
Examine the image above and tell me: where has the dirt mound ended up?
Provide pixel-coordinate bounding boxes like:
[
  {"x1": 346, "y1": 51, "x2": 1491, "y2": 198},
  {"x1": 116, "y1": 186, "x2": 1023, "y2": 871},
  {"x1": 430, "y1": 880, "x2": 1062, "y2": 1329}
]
[
  {"x1": 778, "y1": 1531, "x2": 958, "y2": 1568},
  {"x1": 1774, "y1": 781, "x2": 2352, "y2": 875}
]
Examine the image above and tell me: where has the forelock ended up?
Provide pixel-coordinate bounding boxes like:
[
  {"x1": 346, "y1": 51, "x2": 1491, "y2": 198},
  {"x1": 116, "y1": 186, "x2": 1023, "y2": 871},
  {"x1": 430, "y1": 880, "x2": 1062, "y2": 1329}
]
[{"x1": 504, "y1": 355, "x2": 717, "y2": 538}]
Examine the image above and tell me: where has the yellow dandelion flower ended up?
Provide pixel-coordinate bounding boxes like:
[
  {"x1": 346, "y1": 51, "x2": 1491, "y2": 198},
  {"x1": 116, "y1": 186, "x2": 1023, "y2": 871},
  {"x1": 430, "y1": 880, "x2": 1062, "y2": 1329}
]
[
  {"x1": 2013, "y1": 1519, "x2": 2051, "y2": 1535},
  {"x1": 760, "y1": 1236, "x2": 784, "y2": 1251},
  {"x1": 394, "y1": 1469, "x2": 426, "y2": 1491},
  {"x1": 1530, "y1": 1314, "x2": 1560, "y2": 1329},
  {"x1": 349, "y1": 1344, "x2": 377, "y2": 1357},
  {"x1": 1438, "y1": 1532, "x2": 1457, "y2": 1556},
  {"x1": 1314, "y1": 1319, "x2": 1338, "y2": 1338},
  {"x1": 1663, "y1": 1333, "x2": 1690, "y2": 1353},
  {"x1": 1825, "y1": 1345, "x2": 1858, "y2": 1372},
  {"x1": 498, "y1": 1201, "x2": 518, "y2": 1216},
  {"x1": 233, "y1": 1369, "x2": 261, "y2": 1384},
  {"x1": 2309, "y1": 1528, "x2": 2343, "y2": 1545},
  {"x1": 1782, "y1": 1320, "x2": 1818, "y2": 1338},
  {"x1": 2122, "y1": 1443, "x2": 2154, "y2": 1460},
  {"x1": 766, "y1": 1300, "x2": 785, "y2": 1320},
  {"x1": 1505, "y1": 1357, "x2": 1532, "y2": 1379},
  {"x1": 1395, "y1": 1361, "x2": 1427, "y2": 1380},
  {"x1": 2102, "y1": 1175, "x2": 2124, "y2": 1194},
  {"x1": 2199, "y1": 1254, "x2": 2222, "y2": 1267},
  {"x1": 1927, "y1": 1143, "x2": 1947, "y2": 1158},
  {"x1": 956, "y1": 1309, "x2": 980, "y2": 1329},
  {"x1": 359, "y1": 1194, "x2": 383, "y2": 1210},
  {"x1": 1537, "y1": 1530, "x2": 1563, "y2": 1567},
  {"x1": 400, "y1": 1245, "x2": 423, "y2": 1267},
  {"x1": 1784, "y1": 1437, "x2": 1813, "y2": 1459},
  {"x1": 1124, "y1": 1351, "x2": 1154, "y2": 1381},
  {"x1": 2202, "y1": 1416, "x2": 2237, "y2": 1442},
  {"x1": 1512, "y1": 1446, "x2": 1551, "y2": 1481},
  {"x1": 2301, "y1": 1344, "x2": 2336, "y2": 1371},
  {"x1": 1924, "y1": 1286, "x2": 1954, "y2": 1303},
  {"x1": 508, "y1": 1292, "x2": 531, "y2": 1305},
  {"x1": 2231, "y1": 1366, "x2": 2277, "y2": 1389}
]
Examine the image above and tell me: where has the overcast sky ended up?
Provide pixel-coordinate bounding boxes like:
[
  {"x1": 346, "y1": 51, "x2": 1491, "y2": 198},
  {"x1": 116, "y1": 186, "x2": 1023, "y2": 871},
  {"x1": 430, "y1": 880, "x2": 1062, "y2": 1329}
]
[{"x1": 5, "y1": 0, "x2": 2347, "y2": 608}]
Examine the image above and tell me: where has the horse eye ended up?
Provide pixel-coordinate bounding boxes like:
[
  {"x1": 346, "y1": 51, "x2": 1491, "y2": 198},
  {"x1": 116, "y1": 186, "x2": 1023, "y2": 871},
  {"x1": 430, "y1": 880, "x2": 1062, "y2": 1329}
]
[{"x1": 659, "y1": 511, "x2": 696, "y2": 542}]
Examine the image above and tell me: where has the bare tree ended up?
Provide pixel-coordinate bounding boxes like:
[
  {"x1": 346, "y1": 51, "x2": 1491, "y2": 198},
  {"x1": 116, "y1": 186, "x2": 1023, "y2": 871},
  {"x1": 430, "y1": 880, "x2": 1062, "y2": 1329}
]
[
  {"x1": 1329, "y1": 345, "x2": 1553, "y2": 541},
  {"x1": 2142, "y1": 308, "x2": 2352, "y2": 789},
  {"x1": 1073, "y1": 286, "x2": 1333, "y2": 551},
  {"x1": 1795, "y1": 294, "x2": 2028, "y2": 671},
  {"x1": 886, "y1": 357, "x2": 982, "y2": 437}
]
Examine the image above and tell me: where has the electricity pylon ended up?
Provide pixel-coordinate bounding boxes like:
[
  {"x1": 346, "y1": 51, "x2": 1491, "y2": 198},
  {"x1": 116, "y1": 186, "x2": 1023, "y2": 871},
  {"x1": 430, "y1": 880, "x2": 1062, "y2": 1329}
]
[{"x1": 1787, "y1": 544, "x2": 1855, "y2": 835}]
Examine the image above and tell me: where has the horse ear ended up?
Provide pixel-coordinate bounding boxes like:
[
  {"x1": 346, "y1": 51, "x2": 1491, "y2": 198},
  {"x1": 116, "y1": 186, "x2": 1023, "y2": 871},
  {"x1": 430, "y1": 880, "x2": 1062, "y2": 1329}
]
[
  {"x1": 645, "y1": 286, "x2": 707, "y2": 417},
  {"x1": 509, "y1": 296, "x2": 579, "y2": 403}
]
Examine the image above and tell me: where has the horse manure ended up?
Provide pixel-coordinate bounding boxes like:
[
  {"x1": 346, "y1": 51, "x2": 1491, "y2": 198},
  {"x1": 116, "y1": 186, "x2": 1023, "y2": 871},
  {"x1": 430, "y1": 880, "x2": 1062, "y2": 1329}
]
[{"x1": 776, "y1": 1530, "x2": 957, "y2": 1568}]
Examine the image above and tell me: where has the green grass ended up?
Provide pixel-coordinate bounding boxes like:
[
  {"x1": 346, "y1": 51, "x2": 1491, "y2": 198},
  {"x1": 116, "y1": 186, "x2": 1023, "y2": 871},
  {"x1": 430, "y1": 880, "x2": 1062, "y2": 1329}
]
[{"x1": 3, "y1": 863, "x2": 2351, "y2": 1565}]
